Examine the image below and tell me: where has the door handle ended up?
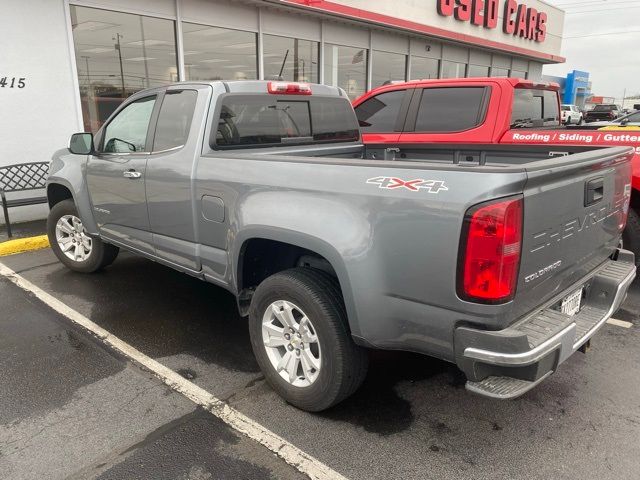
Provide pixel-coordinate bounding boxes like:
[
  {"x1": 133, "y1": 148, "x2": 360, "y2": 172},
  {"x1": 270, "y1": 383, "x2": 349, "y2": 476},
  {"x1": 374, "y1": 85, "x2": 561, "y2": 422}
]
[
  {"x1": 585, "y1": 177, "x2": 604, "y2": 207},
  {"x1": 123, "y1": 169, "x2": 142, "y2": 179}
]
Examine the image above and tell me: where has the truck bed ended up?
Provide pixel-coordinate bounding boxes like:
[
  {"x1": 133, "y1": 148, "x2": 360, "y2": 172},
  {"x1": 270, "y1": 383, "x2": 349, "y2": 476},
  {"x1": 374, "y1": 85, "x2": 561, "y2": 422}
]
[
  {"x1": 242, "y1": 141, "x2": 619, "y2": 168},
  {"x1": 203, "y1": 144, "x2": 633, "y2": 359}
]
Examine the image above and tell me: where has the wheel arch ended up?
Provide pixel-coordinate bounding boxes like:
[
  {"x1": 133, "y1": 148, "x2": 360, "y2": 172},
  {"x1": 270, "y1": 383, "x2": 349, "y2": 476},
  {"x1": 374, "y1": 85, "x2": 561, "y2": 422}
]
[
  {"x1": 233, "y1": 228, "x2": 360, "y2": 335},
  {"x1": 47, "y1": 183, "x2": 73, "y2": 209},
  {"x1": 46, "y1": 178, "x2": 99, "y2": 235}
]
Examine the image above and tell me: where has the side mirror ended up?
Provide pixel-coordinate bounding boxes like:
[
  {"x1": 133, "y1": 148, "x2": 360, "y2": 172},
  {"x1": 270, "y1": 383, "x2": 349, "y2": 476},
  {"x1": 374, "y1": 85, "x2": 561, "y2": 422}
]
[
  {"x1": 621, "y1": 118, "x2": 629, "y2": 126},
  {"x1": 69, "y1": 133, "x2": 94, "y2": 155}
]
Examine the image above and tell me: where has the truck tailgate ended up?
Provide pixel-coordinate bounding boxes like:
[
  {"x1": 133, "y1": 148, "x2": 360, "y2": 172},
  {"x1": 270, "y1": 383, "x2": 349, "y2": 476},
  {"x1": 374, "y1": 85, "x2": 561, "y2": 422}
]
[{"x1": 515, "y1": 146, "x2": 633, "y2": 316}]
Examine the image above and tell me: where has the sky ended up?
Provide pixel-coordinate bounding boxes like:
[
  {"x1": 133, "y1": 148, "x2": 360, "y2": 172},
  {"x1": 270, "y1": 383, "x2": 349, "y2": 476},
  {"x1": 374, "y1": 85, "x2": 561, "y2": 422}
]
[{"x1": 542, "y1": 0, "x2": 640, "y2": 100}]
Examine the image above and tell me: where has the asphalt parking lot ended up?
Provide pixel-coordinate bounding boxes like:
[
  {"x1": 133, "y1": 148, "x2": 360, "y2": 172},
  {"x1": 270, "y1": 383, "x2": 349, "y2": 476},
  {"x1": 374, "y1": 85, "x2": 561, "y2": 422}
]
[{"x1": 1, "y1": 248, "x2": 640, "y2": 480}]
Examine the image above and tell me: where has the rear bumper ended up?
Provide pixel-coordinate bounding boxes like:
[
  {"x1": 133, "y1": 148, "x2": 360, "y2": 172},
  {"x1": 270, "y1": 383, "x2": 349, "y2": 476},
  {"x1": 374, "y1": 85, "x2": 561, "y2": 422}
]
[{"x1": 454, "y1": 249, "x2": 636, "y2": 399}]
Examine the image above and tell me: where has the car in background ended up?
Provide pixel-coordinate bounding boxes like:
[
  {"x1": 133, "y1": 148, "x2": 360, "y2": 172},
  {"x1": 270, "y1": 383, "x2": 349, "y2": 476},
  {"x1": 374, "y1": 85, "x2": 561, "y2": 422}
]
[
  {"x1": 584, "y1": 104, "x2": 622, "y2": 123},
  {"x1": 561, "y1": 104, "x2": 583, "y2": 125},
  {"x1": 582, "y1": 110, "x2": 640, "y2": 128}
]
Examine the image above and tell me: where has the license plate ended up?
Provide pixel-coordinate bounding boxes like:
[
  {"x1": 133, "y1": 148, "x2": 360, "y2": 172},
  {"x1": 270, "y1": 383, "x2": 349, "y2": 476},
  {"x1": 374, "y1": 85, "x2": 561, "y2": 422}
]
[{"x1": 561, "y1": 289, "x2": 583, "y2": 316}]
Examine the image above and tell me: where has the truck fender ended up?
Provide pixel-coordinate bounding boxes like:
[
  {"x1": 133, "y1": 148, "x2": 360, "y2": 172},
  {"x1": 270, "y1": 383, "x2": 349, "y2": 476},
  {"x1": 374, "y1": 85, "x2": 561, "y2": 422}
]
[
  {"x1": 47, "y1": 149, "x2": 99, "y2": 234},
  {"x1": 230, "y1": 208, "x2": 360, "y2": 335}
]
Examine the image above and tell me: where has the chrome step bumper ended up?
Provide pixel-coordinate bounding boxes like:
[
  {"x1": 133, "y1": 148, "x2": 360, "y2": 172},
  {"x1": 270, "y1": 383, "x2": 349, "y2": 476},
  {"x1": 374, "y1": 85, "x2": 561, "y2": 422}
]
[
  {"x1": 466, "y1": 372, "x2": 553, "y2": 399},
  {"x1": 457, "y1": 251, "x2": 636, "y2": 399}
]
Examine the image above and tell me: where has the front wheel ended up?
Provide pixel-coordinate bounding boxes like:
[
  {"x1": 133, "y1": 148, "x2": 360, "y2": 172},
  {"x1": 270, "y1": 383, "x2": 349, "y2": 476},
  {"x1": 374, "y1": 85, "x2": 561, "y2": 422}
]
[
  {"x1": 47, "y1": 199, "x2": 119, "y2": 273},
  {"x1": 248, "y1": 268, "x2": 368, "y2": 412},
  {"x1": 577, "y1": 116, "x2": 583, "y2": 126}
]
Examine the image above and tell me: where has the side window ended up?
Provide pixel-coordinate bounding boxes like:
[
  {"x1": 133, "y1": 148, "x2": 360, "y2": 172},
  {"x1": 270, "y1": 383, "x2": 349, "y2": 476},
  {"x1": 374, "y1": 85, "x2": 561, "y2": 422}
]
[
  {"x1": 102, "y1": 96, "x2": 156, "y2": 153},
  {"x1": 415, "y1": 87, "x2": 487, "y2": 132},
  {"x1": 627, "y1": 112, "x2": 640, "y2": 122},
  {"x1": 354, "y1": 90, "x2": 406, "y2": 133},
  {"x1": 153, "y1": 90, "x2": 198, "y2": 152}
]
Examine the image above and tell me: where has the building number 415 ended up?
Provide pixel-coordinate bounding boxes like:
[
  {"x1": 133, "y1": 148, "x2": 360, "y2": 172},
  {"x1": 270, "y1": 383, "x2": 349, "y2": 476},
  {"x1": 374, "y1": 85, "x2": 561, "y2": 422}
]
[{"x1": 1, "y1": 77, "x2": 26, "y2": 88}]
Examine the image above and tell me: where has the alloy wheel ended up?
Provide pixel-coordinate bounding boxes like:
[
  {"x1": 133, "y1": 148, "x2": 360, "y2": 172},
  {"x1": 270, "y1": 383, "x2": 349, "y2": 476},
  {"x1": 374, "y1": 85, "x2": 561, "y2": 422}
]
[
  {"x1": 55, "y1": 214, "x2": 92, "y2": 262},
  {"x1": 261, "y1": 300, "x2": 322, "y2": 387}
]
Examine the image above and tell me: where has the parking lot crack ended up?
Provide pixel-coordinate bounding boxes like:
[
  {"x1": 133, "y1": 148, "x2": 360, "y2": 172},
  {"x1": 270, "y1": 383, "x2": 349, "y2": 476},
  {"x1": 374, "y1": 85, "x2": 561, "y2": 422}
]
[{"x1": 219, "y1": 375, "x2": 265, "y2": 404}]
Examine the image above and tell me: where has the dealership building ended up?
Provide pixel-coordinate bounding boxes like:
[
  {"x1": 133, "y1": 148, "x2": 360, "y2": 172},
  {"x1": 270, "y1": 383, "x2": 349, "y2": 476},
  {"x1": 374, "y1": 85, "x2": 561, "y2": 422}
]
[
  {"x1": 543, "y1": 70, "x2": 592, "y2": 108},
  {"x1": 1, "y1": 0, "x2": 565, "y2": 223}
]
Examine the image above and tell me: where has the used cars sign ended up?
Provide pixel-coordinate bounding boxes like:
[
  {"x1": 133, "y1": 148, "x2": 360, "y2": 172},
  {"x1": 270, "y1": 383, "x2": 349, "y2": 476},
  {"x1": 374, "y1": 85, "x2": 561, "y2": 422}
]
[{"x1": 437, "y1": 0, "x2": 547, "y2": 42}]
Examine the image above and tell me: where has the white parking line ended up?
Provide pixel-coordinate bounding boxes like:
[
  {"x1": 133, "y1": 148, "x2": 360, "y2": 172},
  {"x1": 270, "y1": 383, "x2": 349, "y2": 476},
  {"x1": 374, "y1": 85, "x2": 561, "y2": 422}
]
[
  {"x1": 0, "y1": 263, "x2": 347, "y2": 480},
  {"x1": 607, "y1": 318, "x2": 634, "y2": 329}
]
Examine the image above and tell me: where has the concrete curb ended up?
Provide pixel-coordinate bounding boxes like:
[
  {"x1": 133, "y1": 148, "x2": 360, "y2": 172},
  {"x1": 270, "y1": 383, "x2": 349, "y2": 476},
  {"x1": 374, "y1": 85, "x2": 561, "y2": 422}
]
[{"x1": 0, "y1": 235, "x2": 50, "y2": 257}]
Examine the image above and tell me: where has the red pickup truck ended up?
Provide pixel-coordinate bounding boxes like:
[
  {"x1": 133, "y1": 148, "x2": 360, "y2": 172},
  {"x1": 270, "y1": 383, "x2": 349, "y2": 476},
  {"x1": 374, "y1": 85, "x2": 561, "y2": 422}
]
[{"x1": 353, "y1": 78, "x2": 640, "y2": 258}]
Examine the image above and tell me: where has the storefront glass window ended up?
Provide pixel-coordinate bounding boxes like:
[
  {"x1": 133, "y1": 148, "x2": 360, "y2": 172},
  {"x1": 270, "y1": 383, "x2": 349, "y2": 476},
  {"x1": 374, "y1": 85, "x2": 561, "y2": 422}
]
[
  {"x1": 324, "y1": 44, "x2": 367, "y2": 100},
  {"x1": 263, "y1": 35, "x2": 318, "y2": 82},
  {"x1": 491, "y1": 67, "x2": 510, "y2": 77},
  {"x1": 371, "y1": 51, "x2": 406, "y2": 87},
  {"x1": 467, "y1": 64, "x2": 490, "y2": 77},
  {"x1": 410, "y1": 57, "x2": 439, "y2": 80},
  {"x1": 441, "y1": 61, "x2": 466, "y2": 78},
  {"x1": 182, "y1": 23, "x2": 257, "y2": 82},
  {"x1": 70, "y1": 6, "x2": 177, "y2": 132},
  {"x1": 510, "y1": 70, "x2": 527, "y2": 78}
]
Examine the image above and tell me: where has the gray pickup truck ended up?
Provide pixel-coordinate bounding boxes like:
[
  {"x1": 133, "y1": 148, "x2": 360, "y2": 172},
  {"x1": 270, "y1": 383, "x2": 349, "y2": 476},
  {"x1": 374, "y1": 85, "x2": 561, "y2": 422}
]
[{"x1": 47, "y1": 80, "x2": 636, "y2": 411}]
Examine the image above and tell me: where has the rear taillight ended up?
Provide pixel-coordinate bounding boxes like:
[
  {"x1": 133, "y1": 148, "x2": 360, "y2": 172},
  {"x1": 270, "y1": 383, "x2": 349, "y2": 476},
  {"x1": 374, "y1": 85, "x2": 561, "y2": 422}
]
[
  {"x1": 458, "y1": 196, "x2": 523, "y2": 304},
  {"x1": 267, "y1": 81, "x2": 312, "y2": 95},
  {"x1": 619, "y1": 184, "x2": 632, "y2": 231}
]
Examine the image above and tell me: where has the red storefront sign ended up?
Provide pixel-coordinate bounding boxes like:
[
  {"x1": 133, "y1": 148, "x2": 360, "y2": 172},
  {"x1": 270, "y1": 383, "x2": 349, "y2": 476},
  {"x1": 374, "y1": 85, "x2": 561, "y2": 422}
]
[{"x1": 437, "y1": 0, "x2": 547, "y2": 42}]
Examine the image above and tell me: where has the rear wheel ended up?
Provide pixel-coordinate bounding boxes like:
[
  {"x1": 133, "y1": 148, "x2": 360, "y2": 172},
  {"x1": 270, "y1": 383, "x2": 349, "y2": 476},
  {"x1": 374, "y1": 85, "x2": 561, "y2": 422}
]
[
  {"x1": 622, "y1": 208, "x2": 640, "y2": 266},
  {"x1": 47, "y1": 199, "x2": 119, "y2": 273},
  {"x1": 248, "y1": 267, "x2": 368, "y2": 412}
]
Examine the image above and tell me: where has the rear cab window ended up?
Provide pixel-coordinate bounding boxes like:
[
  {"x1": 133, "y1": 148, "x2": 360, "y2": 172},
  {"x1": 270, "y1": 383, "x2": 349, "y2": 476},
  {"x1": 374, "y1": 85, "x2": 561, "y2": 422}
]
[
  {"x1": 213, "y1": 95, "x2": 359, "y2": 148},
  {"x1": 511, "y1": 88, "x2": 560, "y2": 128}
]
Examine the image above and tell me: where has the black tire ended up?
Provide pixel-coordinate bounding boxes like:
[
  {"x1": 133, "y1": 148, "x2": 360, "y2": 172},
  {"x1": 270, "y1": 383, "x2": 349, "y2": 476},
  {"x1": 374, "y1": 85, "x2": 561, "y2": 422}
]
[
  {"x1": 622, "y1": 208, "x2": 640, "y2": 266},
  {"x1": 47, "y1": 199, "x2": 119, "y2": 273},
  {"x1": 577, "y1": 116, "x2": 583, "y2": 126},
  {"x1": 248, "y1": 267, "x2": 368, "y2": 412}
]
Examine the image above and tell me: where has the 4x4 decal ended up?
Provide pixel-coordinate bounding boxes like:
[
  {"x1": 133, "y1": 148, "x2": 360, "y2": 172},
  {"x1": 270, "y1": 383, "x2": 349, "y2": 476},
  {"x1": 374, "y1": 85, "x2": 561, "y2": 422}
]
[{"x1": 366, "y1": 176, "x2": 449, "y2": 193}]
